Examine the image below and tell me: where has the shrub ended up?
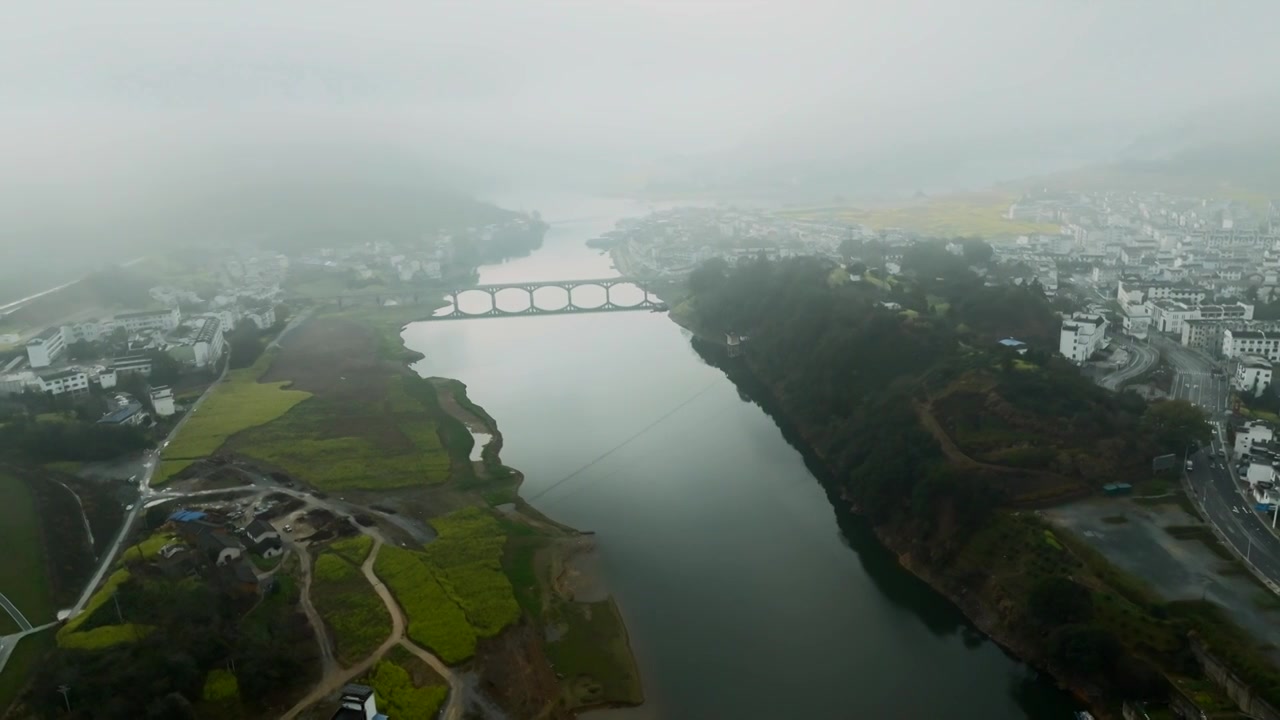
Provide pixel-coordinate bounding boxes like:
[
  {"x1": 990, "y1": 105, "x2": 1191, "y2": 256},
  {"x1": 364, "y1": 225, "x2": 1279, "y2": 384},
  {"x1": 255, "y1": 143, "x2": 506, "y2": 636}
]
[
  {"x1": 365, "y1": 660, "x2": 448, "y2": 720},
  {"x1": 202, "y1": 669, "x2": 240, "y2": 702}
]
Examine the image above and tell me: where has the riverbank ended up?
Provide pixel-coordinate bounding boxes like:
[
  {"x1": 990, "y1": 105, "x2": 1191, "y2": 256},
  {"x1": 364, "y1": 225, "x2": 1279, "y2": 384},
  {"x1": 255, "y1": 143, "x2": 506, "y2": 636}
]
[
  {"x1": 683, "y1": 337, "x2": 1113, "y2": 716},
  {"x1": 354, "y1": 308, "x2": 646, "y2": 715}
]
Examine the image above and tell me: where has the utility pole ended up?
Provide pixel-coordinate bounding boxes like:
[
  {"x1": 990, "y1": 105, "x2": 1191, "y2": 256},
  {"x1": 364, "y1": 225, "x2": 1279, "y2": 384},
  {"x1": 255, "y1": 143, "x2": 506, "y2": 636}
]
[{"x1": 56, "y1": 685, "x2": 71, "y2": 713}]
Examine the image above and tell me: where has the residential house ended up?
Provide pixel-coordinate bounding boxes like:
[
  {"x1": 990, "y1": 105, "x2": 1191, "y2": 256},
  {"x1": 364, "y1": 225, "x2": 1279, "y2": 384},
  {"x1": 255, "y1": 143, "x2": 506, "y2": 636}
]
[
  {"x1": 1223, "y1": 330, "x2": 1280, "y2": 361},
  {"x1": 39, "y1": 369, "x2": 89, "y2": 396},
  {"x1": 150, "y1": 386, "x2": 176, "y2": 417},
  {"x1": 244, "y1": 519, "x2": 283, "y2": 559},
  {"x1": 196, "y1": 530, "x2": 244, "y2": 567},
  {"x1": 97, "y1": 400, "x2": 147, "y2": 426},
  {"x1": 1059, "y1": 312, "x2": 1108, "y2": 364},
  {"x1": 1235, "y1": 422, "x2": 1274, "y2": 458},
  {"x1": 26, "y1": 327, "x2": 66, "y2": 368},
  {"x1": 1235, "y1": 355, "x2": 1273, "y2": 396},
  {"x1": 331, "y1": 684, "x2": 388, "y2": 720}
]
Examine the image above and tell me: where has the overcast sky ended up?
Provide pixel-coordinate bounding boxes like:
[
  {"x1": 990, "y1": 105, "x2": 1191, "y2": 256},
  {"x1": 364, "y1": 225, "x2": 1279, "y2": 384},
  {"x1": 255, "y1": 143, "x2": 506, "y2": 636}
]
[{"x1": 2, "y1": 0, "x2": 1280, "y2": 269}]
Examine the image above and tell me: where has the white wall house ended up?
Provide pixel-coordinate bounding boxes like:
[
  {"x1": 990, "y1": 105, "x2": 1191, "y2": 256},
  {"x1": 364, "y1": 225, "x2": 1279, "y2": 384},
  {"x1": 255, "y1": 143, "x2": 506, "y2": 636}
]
[
  {"x1": 115, "y1": 307, "x2": 181, "y2": 334},
  {"x1": 26, "y1": 327, "x2": 66, "y2": 368},
  {"x1": 1223, "y1": 330, "x2": 1280, "y2": 361},
  {"x1": 1235, "y1": 421, "x2": 1274, "y2": 457},
  {"x1": 1059, "y1": 312, "x2": 1108, "y2": 364},
  {"x1": 1235, "y1": 355, "x2": 1273, "y2": 396},
  {"x1": 150, "y1": 385, "x2": 176, "y2": 417},
  {"x1": 39, "y1": 369, "x2": 88, "y2": 395}
]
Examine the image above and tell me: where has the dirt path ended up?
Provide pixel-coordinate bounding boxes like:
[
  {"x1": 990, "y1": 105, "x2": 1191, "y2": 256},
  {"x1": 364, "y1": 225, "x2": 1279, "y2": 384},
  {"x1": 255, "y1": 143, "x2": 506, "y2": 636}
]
[
  {"x1": 294, "y1": 543, "x2": 338, "y2": 678},
  {"x1": 282, "y1": 538, "x2": 466, "y2": 720},
  {"x1": 913, "y1": 401, "x2": 1091, "y2": 505}
]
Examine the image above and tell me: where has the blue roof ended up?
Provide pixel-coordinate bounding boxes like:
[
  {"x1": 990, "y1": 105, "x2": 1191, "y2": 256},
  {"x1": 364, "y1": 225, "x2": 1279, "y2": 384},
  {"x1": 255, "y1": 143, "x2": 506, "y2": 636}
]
[
  {"x1": 998, "y1": 338, "x2": 1027, "y2": 347},
  {"x1": 97, "y1": 402, "x2": 143, "y2": 425},
  {"x1": 168, "y1": 510, "x2": 207, "y2": 522}
]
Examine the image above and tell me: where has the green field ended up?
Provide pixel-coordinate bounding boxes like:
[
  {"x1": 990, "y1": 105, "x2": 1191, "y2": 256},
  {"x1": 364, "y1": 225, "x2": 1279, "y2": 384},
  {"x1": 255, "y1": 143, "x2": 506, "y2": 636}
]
[
  {"x1": 777, "y1": 192, "x2": 1061, "y2": 238},
  {"x1": 373, "y1": 508, "x2": 520, "y2": 665},
  {"x1": 0, "y1": 472, "x2": 53, "y2": 630},
  {"x1": 311, "y1": 546, "x2": 392, "y2": 666},
  {"x1": 233, "y1": 375, "x2": 454, "y2": 491},
  {"x1": 154, "y1": 350, "x2": 311, "y2": 484},
  {"x1": 362, "y1": 647, "x2": 449, "y2": 720},
  {"x1": 546, "y1": 600, "x2": 644, "y2": 708},
  {"x1": 0, "y1": 627, "x2": 56, "y2": 714}
]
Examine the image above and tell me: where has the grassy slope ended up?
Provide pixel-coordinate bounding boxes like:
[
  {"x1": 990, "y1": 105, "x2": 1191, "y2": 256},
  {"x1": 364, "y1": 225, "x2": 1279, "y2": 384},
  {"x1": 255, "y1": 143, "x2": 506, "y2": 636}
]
[
  {"x1": 155, "y1": 350, "x2": 311, "y2": 484},
  {"x1": 0, "y1": 472, "x2": 53, "y2": 630},
  {"x1": 0, "y1": 628, "x2": 56, "y2": 714}
]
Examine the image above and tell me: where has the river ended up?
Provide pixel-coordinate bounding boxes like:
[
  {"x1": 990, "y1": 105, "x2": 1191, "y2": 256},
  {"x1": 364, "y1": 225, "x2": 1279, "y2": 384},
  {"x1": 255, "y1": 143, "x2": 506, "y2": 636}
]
[{"x1": 401, "y1": 194, "x2": 1080, "y2": 719}]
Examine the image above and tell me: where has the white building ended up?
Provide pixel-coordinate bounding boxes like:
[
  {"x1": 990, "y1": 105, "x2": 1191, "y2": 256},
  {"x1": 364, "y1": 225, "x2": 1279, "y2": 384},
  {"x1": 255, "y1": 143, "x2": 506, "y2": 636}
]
[
  {"x1": 191, "y1": 317, "x2": 225, "y2": 367},
  {"x1": 1235, "y1": 355, "x2": 1273, "y2": 396},
  {"x1": 39, "y1": 369, "x2": 89, "y2": 395},
  {"x1": 150, "y1": 385, "x2": 176, "y2": 417},
  {"x1": 1121, "y1": 304, "x2": 1151, "y2": 339},
  {"x1": 1235, "y1": 421, "x2": 1274, "y2": 457},
  {"x1": 0, "y1": 371, "x2": 40, "y2": 396},
  {"x1": 113, "y1": 354, "x2": 154, "y2": 376},
  {"x1": 26, "y1": 327, "x2": 66, "y2": 368},
  {"x1": 1148, "y1": 300, "x2": 1200, "y2": 334},
  {"x1": 244, "y1": 306, "x2": 276, "y2": 329},
  {"x1": 61, "y1": 318, "x2": 108, "y2": 344},
  {"x1": 1059, "y1": 312, "x2": 1108, "y2": 364},
  {"x1": 1223, "y1": 330, "x2": 1280, "y2": 361},
  {"x1": 114, "y1": 307, "x2": 181, "y2": 334}
]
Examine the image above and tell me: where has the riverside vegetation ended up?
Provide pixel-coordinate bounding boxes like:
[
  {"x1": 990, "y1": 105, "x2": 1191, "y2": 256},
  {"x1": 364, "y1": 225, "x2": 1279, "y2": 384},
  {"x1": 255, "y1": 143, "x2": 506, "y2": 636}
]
[
  {"x1": 6, "y1": 310, "x2": 640, "y2": 719},
  {"x1": 683, "y1": 244, "x2": 1277, "y2": 715}
]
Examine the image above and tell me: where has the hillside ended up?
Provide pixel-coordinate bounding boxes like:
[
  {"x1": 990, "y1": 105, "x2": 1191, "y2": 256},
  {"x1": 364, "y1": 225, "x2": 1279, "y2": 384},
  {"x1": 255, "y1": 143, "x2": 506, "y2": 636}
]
[{"x1": 684, "y1": 248, "x2": 1278, "y2": 714}]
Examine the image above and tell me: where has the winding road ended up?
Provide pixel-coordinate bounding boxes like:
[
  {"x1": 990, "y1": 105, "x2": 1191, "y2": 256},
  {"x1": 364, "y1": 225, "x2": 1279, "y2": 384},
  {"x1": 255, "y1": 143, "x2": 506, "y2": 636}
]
[
  {"x1": 1098, "y1": 336, "x2": 1159, "y2": 391},
  {"x1": 282, "y1": 538, "x2": 464, "y2": 720}
]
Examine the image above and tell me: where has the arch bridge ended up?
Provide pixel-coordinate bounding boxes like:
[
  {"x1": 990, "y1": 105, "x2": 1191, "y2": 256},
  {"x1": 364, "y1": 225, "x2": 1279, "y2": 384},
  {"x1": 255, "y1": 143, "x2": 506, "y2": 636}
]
[{"x1": 433, "y1": 277, "x2": 666, "y2": 320}]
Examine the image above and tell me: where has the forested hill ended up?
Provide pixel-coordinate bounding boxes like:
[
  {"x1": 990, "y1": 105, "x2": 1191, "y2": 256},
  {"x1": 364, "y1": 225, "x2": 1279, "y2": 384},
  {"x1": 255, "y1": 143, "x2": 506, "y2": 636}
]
[
  {"x1": 681, "y1": 247, "x2": 1268, "y2": 708},
  {"x1": 684, "y1": 245, "x2": 1200, "y2": 547}
]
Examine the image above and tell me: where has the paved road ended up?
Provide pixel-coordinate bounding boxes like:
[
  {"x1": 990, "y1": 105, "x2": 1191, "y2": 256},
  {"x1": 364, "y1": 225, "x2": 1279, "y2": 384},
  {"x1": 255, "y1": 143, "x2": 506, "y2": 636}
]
[
  {"x1": 1099, "y1": 337, "x2": 1159, "y2": 390},
  {"x1": 68, "y1": 347, "x2": 232, "y2": 617},
  {"x1": 0, "y1": 593, "x2": 32, "y2": 633},
  {"x1": 1186, "y1": 424, "x2": 1280, "y2": 593},
  {"x1": 1150, "y1": 334, "x2": 1230, "y2": 413}
]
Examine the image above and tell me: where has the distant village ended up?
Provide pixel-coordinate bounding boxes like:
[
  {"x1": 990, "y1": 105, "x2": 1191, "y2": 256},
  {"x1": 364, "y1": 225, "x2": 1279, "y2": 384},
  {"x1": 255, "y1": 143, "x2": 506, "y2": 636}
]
[{"x1": 0, "y1": 214, "x2": 546, "y2": 429}]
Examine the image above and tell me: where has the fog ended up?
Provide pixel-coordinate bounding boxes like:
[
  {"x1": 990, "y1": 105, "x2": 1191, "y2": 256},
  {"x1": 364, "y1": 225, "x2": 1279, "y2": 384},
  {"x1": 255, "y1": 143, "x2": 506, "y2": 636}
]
[{"x1": 4, "y1": 1, "x2": 1280, "y2": 286}]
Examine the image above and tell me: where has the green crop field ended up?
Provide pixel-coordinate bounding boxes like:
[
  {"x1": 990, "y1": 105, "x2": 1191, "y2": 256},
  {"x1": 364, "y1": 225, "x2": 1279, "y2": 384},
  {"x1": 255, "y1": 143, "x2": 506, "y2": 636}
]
[
  {"x1": 375, "y1": 545, "x2": 475, "y2": 664},
  {"x1": 0, "y1": 472, "x2": 53, "y2": 630},
  {"x1": 154, "y1": 350, "x2": 311, "y2": 484},
  {"x1": 363, "y1": 652, "x2": 448, "y2": 720},
  {"x1": 373, "y1": 508, "x2": 520, "y2": 665},
  {"x1": 311, "y1": 551, "x2": 392, "y2": 666},
  {"x1": 232, "y1": 378, "x2": 453, "y2": 491}
]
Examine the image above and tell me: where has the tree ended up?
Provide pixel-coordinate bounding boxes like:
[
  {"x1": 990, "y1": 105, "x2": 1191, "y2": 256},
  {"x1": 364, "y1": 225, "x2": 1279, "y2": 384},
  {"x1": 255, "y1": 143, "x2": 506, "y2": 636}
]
[
  {"x1": 1028, "y1": 577, "x2": 1094, "y2": 626},
  {"x1": 1049, "y1": 624, "x2": 1121, "y2": 676},
  {"x1": 1140, "y1": 399, "x2": 1210, "y2": 453},
  {"x1": 146, "y1": 350, "x2": 182, "y2": 386},
  {"x1": 961, "y1": 238, "x2": 994, "y2": 266},
  {"x1": 688, "y1": 257, "x2": 730, "y2": 296}
]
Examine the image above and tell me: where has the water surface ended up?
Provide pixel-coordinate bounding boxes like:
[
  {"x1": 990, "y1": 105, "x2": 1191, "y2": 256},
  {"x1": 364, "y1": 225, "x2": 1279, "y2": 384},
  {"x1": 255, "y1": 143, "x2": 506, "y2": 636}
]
[{"x1": 403, "y1": 194, "x2": 1078, "y2": 719}]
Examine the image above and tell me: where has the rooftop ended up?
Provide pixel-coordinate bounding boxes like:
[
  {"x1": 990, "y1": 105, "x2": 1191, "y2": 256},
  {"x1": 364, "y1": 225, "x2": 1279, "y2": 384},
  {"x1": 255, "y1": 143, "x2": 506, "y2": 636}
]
[
  {"x1": 28, "y1": 326, "x2": 61, "y2": 344},
  {"x1": 39, "y1": 369, "x2": 85, "y2": 382},
  {"x1": 98, "y1": 402, "x2": 143, "y2": 425}
]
